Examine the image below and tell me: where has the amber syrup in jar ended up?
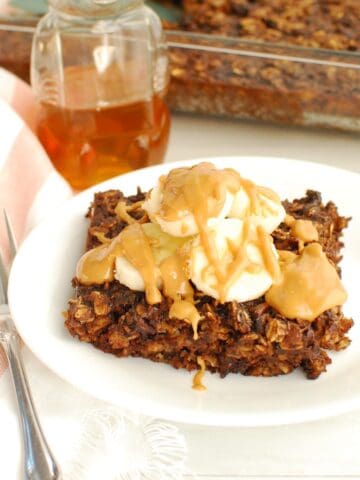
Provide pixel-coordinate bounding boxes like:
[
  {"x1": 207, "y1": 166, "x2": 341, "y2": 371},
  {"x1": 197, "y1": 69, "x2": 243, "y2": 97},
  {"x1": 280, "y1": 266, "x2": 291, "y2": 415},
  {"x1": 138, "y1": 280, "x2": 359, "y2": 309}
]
[
  {"x1": 32, "y1": 1, "x2": 170, "y2": 190},
  {"x1": 37, "y1": 94, "x2": 170, "y2": 190},
  {"x1": 36, "y1": 64, "x2": 169, "y2": 190}
]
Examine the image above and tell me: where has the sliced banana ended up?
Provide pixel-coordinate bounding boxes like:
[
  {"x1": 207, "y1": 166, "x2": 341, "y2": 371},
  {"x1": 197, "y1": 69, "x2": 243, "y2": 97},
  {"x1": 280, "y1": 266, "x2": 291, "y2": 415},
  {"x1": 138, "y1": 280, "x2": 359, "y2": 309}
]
[
  {"x1": 229, "y1": 188, "x2": 286, "y2": 233},
  {"x1": 115, "y1": 256, "x2": 147, "y2": 291},
  {"x1": 143, "y1": 181, "x2": 234, "y2": 237},
  {"x1": 189, "y1": 218, "x2": 276, "y2": 302},
  {"x1": 141, "y1": 223, "x2": 189, "y2": 263},
  {"x1": 114, "y1": 223, "x2": 189, "y2": 292}
]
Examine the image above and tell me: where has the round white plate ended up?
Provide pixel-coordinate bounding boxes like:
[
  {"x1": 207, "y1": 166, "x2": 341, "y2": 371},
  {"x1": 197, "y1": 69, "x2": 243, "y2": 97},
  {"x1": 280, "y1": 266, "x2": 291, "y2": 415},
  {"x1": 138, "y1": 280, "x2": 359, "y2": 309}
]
[{"x1": 8, "y1": 157, "x2": 360, "y2": 426}]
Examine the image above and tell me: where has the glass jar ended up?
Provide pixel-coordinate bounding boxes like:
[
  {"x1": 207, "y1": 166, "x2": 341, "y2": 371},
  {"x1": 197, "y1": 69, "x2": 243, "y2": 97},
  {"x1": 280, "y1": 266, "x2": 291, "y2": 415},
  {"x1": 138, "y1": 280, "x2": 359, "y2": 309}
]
[{"x1": 31, "y1": 0, "x2": 170, "y2": 190}]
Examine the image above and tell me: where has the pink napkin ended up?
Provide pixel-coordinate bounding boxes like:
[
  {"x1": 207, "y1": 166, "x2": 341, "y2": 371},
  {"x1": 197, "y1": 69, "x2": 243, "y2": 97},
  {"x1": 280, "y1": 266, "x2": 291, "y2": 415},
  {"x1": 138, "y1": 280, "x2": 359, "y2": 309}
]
[
  {"x1": 0, "y1": 0, "x2": 11, "y2": 14},
  {"x1": 0, "y1": 68, "x2": 73, "y2": 375}
]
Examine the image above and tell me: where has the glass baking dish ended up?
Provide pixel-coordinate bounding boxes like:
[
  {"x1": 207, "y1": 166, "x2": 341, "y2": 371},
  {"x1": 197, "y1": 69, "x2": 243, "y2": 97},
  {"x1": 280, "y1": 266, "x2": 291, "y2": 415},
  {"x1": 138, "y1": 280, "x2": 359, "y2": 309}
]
[
  {"x1": 166, "y1": 30, "x2": 360, "y2": 132},
  {"x1": 1, "y1": 14, "x2": 360, "y2": 132}
]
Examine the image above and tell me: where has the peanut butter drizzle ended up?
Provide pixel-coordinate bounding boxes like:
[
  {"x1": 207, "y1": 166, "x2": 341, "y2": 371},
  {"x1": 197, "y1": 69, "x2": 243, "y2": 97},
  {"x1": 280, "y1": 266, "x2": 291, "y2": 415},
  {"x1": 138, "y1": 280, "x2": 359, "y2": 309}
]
[
  {"x1": 238, "y1": 177, "x2": 260, "y2": 215},
  {"x1": 285, "y1": 215, "x2": 319, "y2": 243},
  {"x1": 257, "y1": 226, "x2": 282, "y2": 283},
  {"x1": 76, "y1": 243, "x2": 117, "y2": 285},
  {"x1": 258, "y1": 185, "x2": 281, "y2": 204},
  {"x1": 92, "y1": 230, "x2": 111, "y2": 244},
  {"x1": 115, "y1": 201, "x2": 136, "y2": 224},
  {"x1": 192, "y1": 357, "x2": 206, "y2": 391},
  {"x1": 292, "y1": 219, "x2": 319, "y2": 243},
  {"x1": 222, "y1": 221, "x2": 250, "y2": 299},
  {"x1": 265, "y1": 243, "x2": 347, "y2": 321},
  {"x1": 120, "y1": 224, "x2": 162, "y2": 304},
  {"x1": 159, "y1": 163, "x2": 237, "y2": 221},
  {"x1": 127, "y1": 201, "x2": 144, "y2": 211},
  {"x1": 277, "y1": 249, "x2": 297, "y2": 264},
  {"x1": 285, "y1": 214, "x2": 296, "y2": 226},
  {"x1": 170, "y1": 301, "x2": 201, "y2": 340},
  {"x1": 160, "y1": 254, "x2": 201, "y2": 339},
  {"x1": 159, "y1": 163, "x2": 282, "y2": 302},
  {"x1": 77, "y1": 223, "x2": 162, "y2": 305},
  {"x1": 160, "y1": 254, "x2": 193, "y2": 299}
]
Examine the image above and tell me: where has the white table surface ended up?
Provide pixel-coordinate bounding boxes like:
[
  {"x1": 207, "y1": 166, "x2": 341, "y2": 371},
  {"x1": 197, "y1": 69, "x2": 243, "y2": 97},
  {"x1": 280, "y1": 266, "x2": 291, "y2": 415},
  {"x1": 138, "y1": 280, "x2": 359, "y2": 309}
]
[
  {"x1": 2, "y1": 113, "x2": 360, "y2": 480},
  {"x1": 167, "y1": 114, "x2": 360, "y2": 175},
  {"x1": 166, "y1": 114, "x2": 360, "y2": 480}
]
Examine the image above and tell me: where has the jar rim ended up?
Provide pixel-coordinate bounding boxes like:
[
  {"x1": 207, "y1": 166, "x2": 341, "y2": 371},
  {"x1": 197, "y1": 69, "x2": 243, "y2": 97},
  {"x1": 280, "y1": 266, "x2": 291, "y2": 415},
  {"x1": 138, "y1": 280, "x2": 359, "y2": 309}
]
[{"x1": 48, "y1": 0, "x2": 143, "y2": 18}]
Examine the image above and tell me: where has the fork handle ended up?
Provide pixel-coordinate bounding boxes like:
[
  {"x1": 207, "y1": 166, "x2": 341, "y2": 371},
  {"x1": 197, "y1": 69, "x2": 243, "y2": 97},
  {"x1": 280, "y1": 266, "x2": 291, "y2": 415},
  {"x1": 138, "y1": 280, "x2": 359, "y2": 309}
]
[{"x1": 1, "y1": 315, "x2": 61, "y2": 480}]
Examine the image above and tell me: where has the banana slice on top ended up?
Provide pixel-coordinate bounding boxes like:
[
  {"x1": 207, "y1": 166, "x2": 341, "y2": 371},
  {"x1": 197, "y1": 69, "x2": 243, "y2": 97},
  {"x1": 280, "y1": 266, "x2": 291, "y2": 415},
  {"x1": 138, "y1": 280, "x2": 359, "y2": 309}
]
[
  {"x1": 229, "y1": 187, "x2": 286, "y2": 233},
  {"x1": 189, "y1": 218, "x2": 277, "y2": 302},
  {"x1": 115, "y1": 223, "x2": 189, "y2": 292},
  {"x1": 143, "y1": 180, "x2": 234, "y2": 237}
]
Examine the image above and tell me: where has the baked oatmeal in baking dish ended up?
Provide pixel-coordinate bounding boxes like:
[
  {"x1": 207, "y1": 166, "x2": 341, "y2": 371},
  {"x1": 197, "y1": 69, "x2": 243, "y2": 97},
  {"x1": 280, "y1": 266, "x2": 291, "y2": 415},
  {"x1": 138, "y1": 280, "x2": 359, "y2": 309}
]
[{"x1": 166, "y1": 0, "x2": 360, "y2": 130}]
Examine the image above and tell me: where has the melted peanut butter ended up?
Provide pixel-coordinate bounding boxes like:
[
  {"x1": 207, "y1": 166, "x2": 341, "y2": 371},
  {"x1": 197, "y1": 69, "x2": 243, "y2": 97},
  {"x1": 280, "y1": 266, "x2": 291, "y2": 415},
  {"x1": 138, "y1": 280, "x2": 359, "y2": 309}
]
[
  {"x1": 277, "y1": 250, "x2": 297, "y2": 264},
  {"x1": 159, "y1": 163, "x2": 232, "y2": 221},
  {"x1": 160, "y1": 254, "x2": 201, "y2": 339},
  {"x1": 292, "y1": 219, "x2": 319, "y2": 243},
  {"x1": 285, "y1": 215, "x2": 319, "y2": 243},
  {"x1": 115, "y1": 201, "x2": 136, "y2": 224},
  {"x1": 238, "y1": 176, "x2": 260, "y2": 215},
  {"x1": 222, "y1": 221, "x2": 250, "y2": 301},
  {"x1": 160, "y1": 254, "x2": 193, "y2": 299},
  {"x1": 170, "y1": 301, "x2": 201, "y2": 340},
  {"x1": 157, "y1": 163, "x2": 281, "y2": 302},
  {"x1": 192, "y1": 357, "x2": 206, "y2": 391},
  {"x1": 257, "y1": 226, "x2": 281, "y2": 283},
  {"x1": 92, "y1": 231, "x2": 111, "y2": 244},
  {"x1": 115, "y1": 200, "x2": 146, "y2": 225},
  {"x1": 265, "y1": 243, "x2": 347, "y2": 321},
  {"x1": 237, "y1": 179, "x2": 280, "y2": 216},
  {"x1": 284, "y1": 214, "x2": 296, "y2": 227},
  {"x1": 119, "y1": 224, "x2": 162, "y2": 304},
  {"x1": 258, "y1": 186, "x2": 281, "y2": 213},
  {"x1": 76, "y1": 242, "x2": 116, "y2": 285},
  {"x1": 77, "y1": 223, "x2": 162, "y2": 304}
]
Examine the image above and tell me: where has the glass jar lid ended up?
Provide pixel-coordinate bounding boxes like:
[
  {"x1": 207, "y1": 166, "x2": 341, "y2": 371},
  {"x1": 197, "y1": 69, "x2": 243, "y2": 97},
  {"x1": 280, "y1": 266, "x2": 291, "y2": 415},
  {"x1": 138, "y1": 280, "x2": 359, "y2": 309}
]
[{"x1": 48, "y1": 0, "x2": 142, "y2": 17}]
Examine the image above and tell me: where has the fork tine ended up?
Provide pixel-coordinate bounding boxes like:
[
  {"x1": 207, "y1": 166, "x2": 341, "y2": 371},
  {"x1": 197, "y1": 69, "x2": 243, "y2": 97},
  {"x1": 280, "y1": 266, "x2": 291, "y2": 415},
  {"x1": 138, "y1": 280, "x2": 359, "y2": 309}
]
[
  {"x1": 0, "y1": 248, "x2": 7, "y2": 304},
  {"x1": 4, "y1": 210, "x2": 17, "y2": 262}
]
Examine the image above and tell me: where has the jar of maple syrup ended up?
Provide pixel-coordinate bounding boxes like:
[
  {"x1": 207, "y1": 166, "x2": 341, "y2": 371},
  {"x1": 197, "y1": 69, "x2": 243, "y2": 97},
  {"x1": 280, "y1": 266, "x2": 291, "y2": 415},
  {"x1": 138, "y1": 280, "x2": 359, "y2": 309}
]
[{"x1": 31, "y1": 0, "x2": 170, "y2": 190}]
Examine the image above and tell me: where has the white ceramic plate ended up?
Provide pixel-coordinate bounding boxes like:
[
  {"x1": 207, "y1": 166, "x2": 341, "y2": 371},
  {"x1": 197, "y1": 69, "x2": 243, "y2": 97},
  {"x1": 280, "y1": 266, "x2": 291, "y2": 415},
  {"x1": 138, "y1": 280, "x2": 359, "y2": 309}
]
[{"x1": 8, "y1": 157, "x2": 360, "y2": 426}]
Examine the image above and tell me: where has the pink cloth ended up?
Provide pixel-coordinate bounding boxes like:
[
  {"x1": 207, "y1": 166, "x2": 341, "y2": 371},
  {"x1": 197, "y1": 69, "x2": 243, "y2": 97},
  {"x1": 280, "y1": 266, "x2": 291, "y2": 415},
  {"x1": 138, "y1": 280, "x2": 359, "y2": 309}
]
[
  {"x1": 0, "y1": 68, "x2": 72, "y2": 375},
  {"x1": 0, "y1": 0, "x2": 11, "y2": 14}
]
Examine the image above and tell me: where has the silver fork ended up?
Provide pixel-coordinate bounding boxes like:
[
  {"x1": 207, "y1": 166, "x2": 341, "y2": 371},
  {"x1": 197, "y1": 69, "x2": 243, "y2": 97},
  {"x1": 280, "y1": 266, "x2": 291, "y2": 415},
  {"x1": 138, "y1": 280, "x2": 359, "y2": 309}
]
[{"x1": 0, "y1": 211, "x2": 61, "y2": 480}]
